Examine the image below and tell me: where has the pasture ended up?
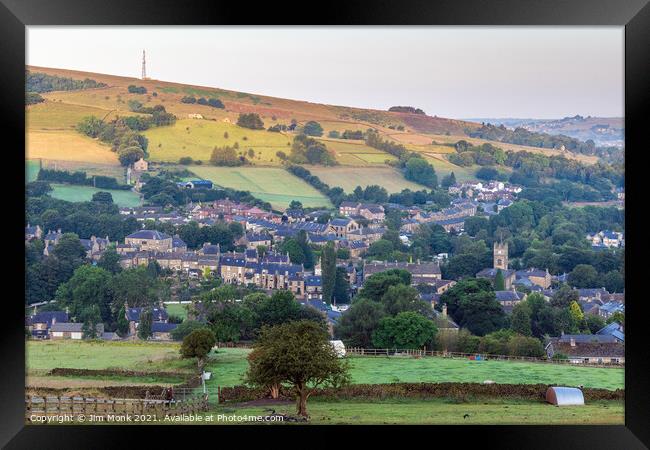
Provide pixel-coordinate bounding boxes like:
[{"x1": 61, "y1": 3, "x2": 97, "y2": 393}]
[
  {"x1": 27, "y1": 101, "x2": 121, "y2": 131},
  {"x1": 307, "y1": 166, "x2": 426, "y2": 193},
  {"x1": 165, "y1": 303, "x2": 189, "y2": 320},
  {"x1": 209, "y1": 398, "x2": 623, "y2": 425},
  {"x1": 205, "y1": 348, "x2": 624, "y2": 390},
  {"x1": 49, "y1": 184, "x2": 141, "y2": 207},
  {"x1": 27, "y1": 130, "x2": 121, "y2": 165},
  {"x1": 26, "y1": 340, "x2": 192, "y2": 374},
  {"x1": 144, "y1": 119, "x2": 292, "y2": 164},
  {"x1": 189, "y1": 166, "x2": 332, "y2": 210}
]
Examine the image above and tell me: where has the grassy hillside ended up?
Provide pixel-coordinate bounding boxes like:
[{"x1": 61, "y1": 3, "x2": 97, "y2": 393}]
[
  {"x1": 26, "y1": 65, "x2": 601, "y2": 206},
  {"x1": 145, "y1": 119, "x2": 292, "y2": 164},
  {"x1": 308, "y1": 166, "x2": 426, "y2": 193},
  {"x1": 49, "y1": 184, "x2": 141, "y2": 207},
  {"x1": 189, "y1": 166, "x2": 332, "y2": 210}
]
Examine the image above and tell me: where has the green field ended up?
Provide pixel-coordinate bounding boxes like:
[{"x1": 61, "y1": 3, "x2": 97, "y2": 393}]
[
  {"x1": 49, "y1": 184, "x2": 141, "y2": 207},
  {"x1": 26, "y1": 340, "x2": 193, "y2": 375},
  {"x1": 308, "y1": 166, "x2": 426, "y2": 193},
  {"x1": 165, "y1": 303, "x2": 189, "y2": 320},
  {"x1": 144, "y1": 119, "x2": 292, "y2": 164},
  {"x1": 205, "y1": 349, "x2": 624, "y2": 390},
  {"x1": 26, "y1": 160, "x2": 40, "y2": 182},
  {"x1": 209, "y1": 398, "x2": 623, "y2": 425},
  {"x1": 189, "y1": 166, "x2": 332, "y2": 210}
]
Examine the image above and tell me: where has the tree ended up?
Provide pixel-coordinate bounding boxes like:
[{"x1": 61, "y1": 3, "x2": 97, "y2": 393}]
[
  {"x1": 439, "y1": 278, "x2": 505, "y2": 336},
  {"x1": 180, "y1": 328, "x2": 216, "y2": 368},
  {"x1": 116, "y1": 306, "x2": 129, "y2": 337},
  {"x1": 332, "y1": 267, "x2": 350, "y2": 304},
  {"x1": 117, "y1": 146, "x2": 145, "y2": 166},
  {"x1": 494, "y1": 269, "x2": 505, "y2": 291},
  {"x1": 334, "y1": 299, "x2": 385, "y2": 347},
  {"x1": 137, "y1": 308, "x2": 153, "y2": 340},
  {"x1": 92, "y1": 191, "x2": 113, "y2": 204},
  {"x1": 568, "y1": 264, "x2": 599, "y2": 288},
  {"x1": 321, "y1": 243, "x2": 337, "y2": 304},
  {"x1": 171, "y1": 320, "x2": 209, "y2": 341},
  {"x1": 441, "y1": 172, "x2": 457, "y2": 189},
  {"x1": 289, "y1": 200, "x2": 303, "y2": 210},
  {"x1": 207, "y1": 98, "x2": 225, "y2": 109},
  {"x1": 586, "y1": 314, "x2": 606, "y2": 334},
  {"x1": 359, "y1": 269, "x2": 411, "y2": 302},
  {"x1": 55, "y1": 265, "x2": 113, "y2": 322},
  {"x1": 372, "y1": 311, "x2": 437, "y2": 349},
  {"x1": 302, "y1": 121, "x2": 324, "y2": 137},
  {"x1": 245, "y1": 320, "x2": 350, "y2": 417},
  {"x1": 404, "y1": 157, "x2": 438, "y2": 188},
  {"x1": 80, "y1": 305, "x2": 102, "y2": 339},
  {"x1": 510, "y1": 302, "x2": 532, "y2": 336},
  {"x1": 550, "y1": 284, "x2": 579, "y2": 308},
  {"x1": 237, "y1": 113, "x2": 264, "y2": 130},
  {"x1": 210, "y1": 145, "x2": 244, "y2": 166},
  {"x1": 98, "y1": 247, "x2": 121, "y2": 274},
  {"x1": 53, "y1": 233, "x2": 87, "y2": 263},
  {"x1": 380, "y1": 284, "x2": 430, "y2": 316}
]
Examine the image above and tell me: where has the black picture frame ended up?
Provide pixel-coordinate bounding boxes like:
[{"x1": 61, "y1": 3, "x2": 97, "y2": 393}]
[{"x1": 2, "y1": 0, "x2": 648, "y2": 447}]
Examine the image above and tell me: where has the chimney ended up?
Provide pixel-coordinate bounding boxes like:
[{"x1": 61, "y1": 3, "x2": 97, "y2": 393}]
[{"x1": 570, "y1": 338, "x2": 576, "y2": 347}]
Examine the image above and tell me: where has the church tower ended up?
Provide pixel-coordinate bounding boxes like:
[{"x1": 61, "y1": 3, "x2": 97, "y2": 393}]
[{"x1": 493, "y1": 241, "x2": 508, "y2": 270}]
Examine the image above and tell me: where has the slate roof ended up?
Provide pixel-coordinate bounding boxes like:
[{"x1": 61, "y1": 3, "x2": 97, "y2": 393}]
[
  {"x1": 597, "y1": 322, "x2": 625, "y2": 342},
  {"x1": 152, "y1": 322, "x2": 178, "y2": 333},
  {"x1": 28, "y1": 311, "x2": 69, "y2": 327},
  {"x1": 126, "y1": 230, "x2": 171, "y2": 240},
  {"x1": 330, "y1": 218, "x2": 352, "y2": 227},
  {"x1": 599, "y1": 301, "x2": 625, "y2": 315},
  {"x1": 201, "y1": 243, "x2": 220, "y2": 255},
  {"x1": 495, "y1": 290, "x2": 524, "y2": 302},
  {"x1": 126, "y1": 307, "x2": 169, "y2": 322},
  {"x1": 305, "y1": 276, "x2": 322, "y2": 287},
  {"x1": 51, "y1": 322, "x2": 105, "y2": 334},
  {"x1": 549, "y1": 338, "x2": 624, "y2": 358},
  {"x1": 172, "y1": 236, "x2": 187, "y2": 248}
]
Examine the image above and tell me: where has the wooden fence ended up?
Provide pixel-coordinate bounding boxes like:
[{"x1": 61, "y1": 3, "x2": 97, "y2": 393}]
[
  {"x1": 25, "y1": 395, "x2": 208, "y2": 422},
  {"x1": 345, "y1": 348, "x2": 624, "y2": 367}
]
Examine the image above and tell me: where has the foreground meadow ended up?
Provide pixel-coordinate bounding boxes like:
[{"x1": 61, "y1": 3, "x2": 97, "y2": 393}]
[{"x1": 205, "y1": 348, "x2": 624, "y2": 390}]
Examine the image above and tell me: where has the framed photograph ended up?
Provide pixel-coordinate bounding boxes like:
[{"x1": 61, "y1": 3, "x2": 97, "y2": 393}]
[{"x1": 2, "y1": 0, "x2": 648, "y2": 446}]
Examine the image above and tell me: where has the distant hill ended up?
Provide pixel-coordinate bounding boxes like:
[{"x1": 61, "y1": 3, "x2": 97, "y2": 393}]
[{"x1": 465, "y1": 115, "x2": 624, "y2": 148}]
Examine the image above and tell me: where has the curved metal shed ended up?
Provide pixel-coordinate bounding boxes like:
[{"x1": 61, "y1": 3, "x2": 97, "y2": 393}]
[{"x1": 546, "y1": 387, "x2": 585, "y2": 406}]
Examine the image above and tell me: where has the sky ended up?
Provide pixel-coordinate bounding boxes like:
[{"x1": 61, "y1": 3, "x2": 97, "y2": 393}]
[{"x1": 26, "y1": 26, "x2": 624, "y2": 119}]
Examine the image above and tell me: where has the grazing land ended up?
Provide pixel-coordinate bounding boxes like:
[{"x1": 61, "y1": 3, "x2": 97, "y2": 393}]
[
  {"x1": 205, "y1": 348, "x2": 623, "y2": 390},
  {"x1": 144, "y1": 119, "x2": 292, "y2": 164},
  {"x1": 307, "y1": 166, "x2": 426, "y2": 193},
  {"x1": 189, "y1": 166, "x2": 332, "y2": 210},
  {"x1": 209, "y1": 398, "x2": 623, "y2": 425},
  {"x1": 26, "y1": 340, "x2": 192, "y2": 373},
  {"x1": 49, "y1": 184, "x2": 141, "y2": 207},
  {"x1": 27, "y1": 130, "x2": 120, "y2": 165}
]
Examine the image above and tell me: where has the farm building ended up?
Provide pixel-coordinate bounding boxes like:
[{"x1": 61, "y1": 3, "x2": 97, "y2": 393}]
[
  {"x1": 546, "y1": 387, "x2": 585, "y2": 406},
  {"x1": 188, "y1": 113, "x2": 204, "y2": 119},
  {"x1": 133, "y1": 158, "x2": 148, "y2": 172},
  {"x1": 151, "y1": 322, "x2": 178, "y2": 340},
  {"x1": 27, "y1": 311, "x2": 69, "y2": 339},
  {"x1": 50, "y1": 322, "x2": 105, "y2": 340},
  {"x1": 176, "y1": 180, "x2": 214, "y2": 189},
  {"x1": 545, "y1": 334, "x2": 624, "y2": 364}
]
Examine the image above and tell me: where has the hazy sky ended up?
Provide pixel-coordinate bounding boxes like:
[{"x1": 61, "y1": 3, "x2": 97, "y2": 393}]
[{"x1": 27, "y1": 26, "x2": 624, "y2": 119}]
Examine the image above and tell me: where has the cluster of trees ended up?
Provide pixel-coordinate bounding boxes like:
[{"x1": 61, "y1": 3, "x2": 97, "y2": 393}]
[
  {"x1": 26, "y1": 71, "x2": 107, "y2": 93},
  {"x1": 365, "y1": 130, "x2": 417, "y2": 163},
  {"x1": 328, "y1": 130, "x2": 364, "y2": 140},
  {"x1": 277, "y1": 231, "x2": 315, "y2": 269},
  {"x1": 404, "y1": 157, "x2": 438, "y2": 188},
  {"x1": 180, "y1": 96, "x2": 225, "y2": 108},
  {"x1": 26, "y1": 92, "x2": 45, "y2": 105},
  {"x1": 335, "y1": 270, "x2": 436, "y2": 349},
  {"x1": 388, "y1": 106, "x2": 426, "y2": 115},
  {"x1": 77, "y1": 116, "x2": 148, "y2": 166},
  {"x1": 26, "y1": 195, "x2": 140, "y2": 242},
  {"x1": 210, "y1": 145, "x2": 248, "y2": 166},
  {"x1": 127, "y1": 85, "x2": 147, "y2": 94},
  {"x1": 289, "y1": 135, "x2": 337, "y2": 166},
  {"x1": 301, "y1": 121, "x2": 324, "y2": 137},
  {"x1": 125, "y1": 102, "x2": 177, "y2": 128},
  {"x1": 141, "y1": 220, "x2": 243, "y2": 252},
  {"x1": 37, "y1": 168, "x2": 130, "y2": 190},
  {"x1": 181, "y1": 287, "x2": 330, "y2": 344},
  {"x1": 139, "y1": 175, "x2": 272, "y2": 210},
  {"x1": 236, "y1": 113, "x2": 264, "y2": 130}
]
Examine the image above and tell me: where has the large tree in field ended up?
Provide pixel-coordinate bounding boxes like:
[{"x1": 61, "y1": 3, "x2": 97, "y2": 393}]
[
  {"x1": 180, "y1": 328, "x2": 217, "y2": 368},
  {"x1": 334, "y1": 298, "x2": 386, "y2": 347},
  {"x1": 245, "y1": 320, "x2": 350, "y2": 417}
]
